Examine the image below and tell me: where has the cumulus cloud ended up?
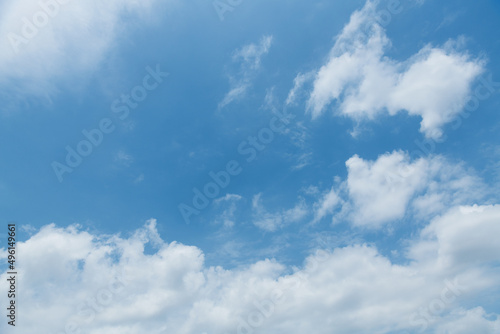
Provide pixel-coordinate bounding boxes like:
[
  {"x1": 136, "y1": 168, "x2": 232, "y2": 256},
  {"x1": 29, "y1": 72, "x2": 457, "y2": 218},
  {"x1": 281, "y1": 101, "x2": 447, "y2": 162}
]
[
  {"x1": 344, "y1": 151, "x2": 429, "y2": 227},
  {"x1": 0, "y1": 0, "x2": 163, "y2": 100},
  {"x1": 410, "y1": 205, "x2": 500, "y2": 272},
  {"x1": 219, "y1": 35, "x2": 273, "y2": 109},
  {"x1": 299, "y1": 0, "x2": 483, "y2": 138},
  {"x1": 311, "y1": 151, "x2": 486, "y2": 228},
  {"x1": 1, "y1": 207, "x2": 500, "y2": 333}
]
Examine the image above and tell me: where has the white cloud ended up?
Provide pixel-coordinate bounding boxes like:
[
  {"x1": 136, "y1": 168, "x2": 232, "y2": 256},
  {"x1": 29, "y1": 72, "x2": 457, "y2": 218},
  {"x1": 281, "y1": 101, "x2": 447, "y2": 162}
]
[
  {"x1": 286, "y1": 71, "x2": 315, "y2": 107},
  {"x1": 134, "y1": 173, "x2": 145, "y2": 184},
  {"x1": 291, "y1": 152, "x2": 312, "y2": 170},
  {"x1": 219, "y1": 35, "x2": 273, "y2": 109},
  {"x1": 311, "y1": 151, "x2": 486, "y2": 228},
  {"x1": 312, "y1": 186, "x2": 342, "y2": 223},
  {"x1": 214, "y1": 193, "x2": 243, "y2": 204},
  {"x1": 114, "y1": 150, "x2": 134, "y2": 167},
  {"x1": 301, "y1": 0, "x2": 483, "y2": 139},
  {"x1": 0, "y1": 0, "x2": 164, "y2": 100},
  {"x1": 252, "y1": 193, "x2": 308, "y2": 232},
  {"x1": 233, "y1": 35, "x2": 273, "y2": 72},
  {"x1": 218, "y1": 84, "x2": 250, "y2": 109},
  {"x1": 410, "y1": 205, "x2": 500, "y2": 272},
  {"x1": 435, "y1": 308, "x2": 500, "y2": 334},
  {"x1": 213, "y1": 194, "x2": 243, "y2": 228},
  {"x1": 1, "y1": 208, "x2": 500, "y2": 333},
  {"x1": 344, "y1": 151, "x2": 429, "y2": 227}
]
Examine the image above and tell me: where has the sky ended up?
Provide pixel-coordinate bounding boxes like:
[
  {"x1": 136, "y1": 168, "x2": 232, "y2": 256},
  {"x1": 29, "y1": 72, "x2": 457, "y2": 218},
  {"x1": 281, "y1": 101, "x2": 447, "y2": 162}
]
[{"x1": 0, "y1": 0, "x2": 500, "y2": 333}]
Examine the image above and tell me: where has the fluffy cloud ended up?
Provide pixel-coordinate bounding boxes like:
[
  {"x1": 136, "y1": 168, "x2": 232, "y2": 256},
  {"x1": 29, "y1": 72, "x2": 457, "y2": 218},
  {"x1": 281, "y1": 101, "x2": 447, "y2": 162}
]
[
  {"x1": 2, "y1": 207, "x2": 500, "y2": 333},
  {"x1": 0, "y1": 0, "x2": 163, "y2": 99},
  {"x1": 344, "y1": 151, "x2": 428, "y2": 226},
  {"x1": 410, "y1": 205, "x2": 500, "y2": 272},
  {"x1": 311, "y1": 151, "x2": 486, "y2": 228},
  {"x1": 301, "y1": 0, "x2": 483, "y2": 138},
  {"x1": 219, "y1": 35, "x2": 273, "y2": 109}
]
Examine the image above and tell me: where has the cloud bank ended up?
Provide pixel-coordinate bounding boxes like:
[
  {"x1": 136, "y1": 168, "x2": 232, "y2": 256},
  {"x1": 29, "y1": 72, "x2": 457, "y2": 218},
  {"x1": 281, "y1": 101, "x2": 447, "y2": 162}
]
[{"x1": 1, "y1": 211, "x2": 500, "y2": 333}]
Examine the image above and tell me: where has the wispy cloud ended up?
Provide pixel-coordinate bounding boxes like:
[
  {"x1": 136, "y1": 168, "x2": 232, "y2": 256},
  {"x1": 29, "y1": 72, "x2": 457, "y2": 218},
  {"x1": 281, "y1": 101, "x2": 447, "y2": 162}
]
[
  {"x1": 252, "y1": 193, "x2": 308, "y2": 232},
  {"x1": 114, "y1": 150, "x2": 134, "y2": 167},
  {"x1": 213, "y1": 193, "x2": 243, "y2": 228},
  {"x1": 312, "y1": 186, "x2": 342, "y2": 224},
  {"x1": 218, "y1": 35, "x2": 273, "y2": 109},
  {"x1": 134, "y1": 173, "x2": 145, "y2": 184}
]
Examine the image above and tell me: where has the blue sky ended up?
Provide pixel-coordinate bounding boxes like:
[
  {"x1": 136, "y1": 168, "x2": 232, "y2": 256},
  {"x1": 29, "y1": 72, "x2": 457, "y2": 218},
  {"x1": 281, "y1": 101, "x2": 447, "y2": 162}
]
[{"x1": 1, "y1": 0, "x2": 500, "y2": 333}]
